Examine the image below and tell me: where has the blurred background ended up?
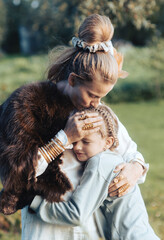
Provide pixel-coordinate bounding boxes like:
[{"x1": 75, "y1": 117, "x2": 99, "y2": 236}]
[{"x1": 0, "y1": 0, "x2": 164, "y2": 239}]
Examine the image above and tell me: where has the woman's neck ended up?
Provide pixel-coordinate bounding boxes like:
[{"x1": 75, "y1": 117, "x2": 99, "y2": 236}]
[{"x1": 56, "y1": 80, "x2": 69, "y2": 96}]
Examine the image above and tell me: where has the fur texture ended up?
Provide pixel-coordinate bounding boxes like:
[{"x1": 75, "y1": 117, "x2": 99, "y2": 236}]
[{"x1": 0, "y1": 81, "x2": 74, "y2": 215}]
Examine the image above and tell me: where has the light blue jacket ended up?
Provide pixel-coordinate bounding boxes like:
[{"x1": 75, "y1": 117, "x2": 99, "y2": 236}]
[{"x1": 31, "y1": 150, "x2": 160, "y2": 240}]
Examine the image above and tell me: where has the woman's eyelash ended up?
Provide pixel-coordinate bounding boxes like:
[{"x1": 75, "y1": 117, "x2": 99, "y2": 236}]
[{"x1": 89, "y1": 93, "x2": 96, "y2": 98}]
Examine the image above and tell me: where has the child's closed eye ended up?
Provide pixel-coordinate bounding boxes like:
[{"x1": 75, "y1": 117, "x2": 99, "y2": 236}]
[{"x1": 82, "y1": 140, "x2": 90, "y2": 144}]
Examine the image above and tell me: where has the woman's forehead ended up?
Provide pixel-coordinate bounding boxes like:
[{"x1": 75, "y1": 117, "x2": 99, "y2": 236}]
[{"x1": 83, "y1": 79, "x2": 114, "y2": 97}]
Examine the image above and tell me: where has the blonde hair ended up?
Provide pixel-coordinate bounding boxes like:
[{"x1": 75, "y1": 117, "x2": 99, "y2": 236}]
[
  {"x1": 84, "y1": 105, "x2": 119, "y2": 151},
  {"x1": 47, "y1": 14, "x2": 120, "y2": 85}
]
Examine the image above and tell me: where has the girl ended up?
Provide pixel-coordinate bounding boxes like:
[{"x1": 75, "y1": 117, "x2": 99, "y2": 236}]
[{"x1": 30, "y1": 105, "x2": 159, "y2": 240}]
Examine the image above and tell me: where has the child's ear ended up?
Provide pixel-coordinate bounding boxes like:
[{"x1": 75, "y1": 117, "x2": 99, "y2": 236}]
[
  {"x1": 105, "y1": 137, "x2": 114, "y2": 149},
  {"x1": 68, "y1": 73, "x2": 76, "y2": 87}
]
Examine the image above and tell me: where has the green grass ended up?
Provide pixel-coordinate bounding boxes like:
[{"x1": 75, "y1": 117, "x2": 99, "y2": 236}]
[
  {"x1": 110, "y1": 101, "x2": 164, "y2": 239},
  {"x1": 0, "y1": 54, "x2": 48, "y2": 103},
  {"x1": 0, "y1": 52, "x2": 164, "y2": 239}
]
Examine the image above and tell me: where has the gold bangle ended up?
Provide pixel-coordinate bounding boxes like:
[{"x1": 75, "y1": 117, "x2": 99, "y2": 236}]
[
  {"x1": 43, "y1": 144, "x2": 54, "y2": 160},
  {"x1": 49, "y1": 140, "x2": 63, "y2": 158},
  {"x1": 53, "y1": 137, "x2": 65, "y2": 150},
  {"x1": 51, "y1": 149, "x2": 58, "y2": 159},
  {"x1": 51, "y1": 145, "x2": 60, "y2": 157},
  {"x1": 39, "y1": 148, "x2": 51, "y2": 164},
  {"x1": 39, "y1": 136, "x2": 65, "y2": 163},
  {"x1": 45, "y1": 143, "x2": 54, "y2": 159},
  {"x1": 50, "y1": 141, "x2": 61, "y2": 154},
  {"x1": 49, "y1": 147, "x2": 56, "y2": 158}
]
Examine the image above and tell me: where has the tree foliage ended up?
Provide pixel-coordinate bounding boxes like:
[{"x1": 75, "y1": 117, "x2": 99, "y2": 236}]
[
  {"x1": 81, "y1": 0, "x2": 157, "y2": 29},
  {"x1": 1, "y1": 0, "x2": 164, "y2": 53},
  {"x1": 76, "y1": 0, "x2": 158, "y2": 45},
  {"x1": 2, "y1": 0, "x2": 84, "y2": 52},
  {"x1": 0, "y1": 0, "x2": 7, "y2": 48}
]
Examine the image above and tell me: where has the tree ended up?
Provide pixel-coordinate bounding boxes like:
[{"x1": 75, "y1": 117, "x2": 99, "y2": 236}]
[
  {"x1": 2, "y1": 0, "x2": 83, "y2": 53},
  {"x1": 76, "y1": 0, "x2": 158, "y2": 45},
  {"x1": 20, "y1": 0, "x2": 83, "y2": 48},
  {"x1": 153, "y1": 0, "x2": 164, "y2": 38},
  {"x1": 2, "y1": 0, "x2": 161, "y2": 53},
  {"x1": 0, "y1": 0, "x2": 7, "y2": 49}
]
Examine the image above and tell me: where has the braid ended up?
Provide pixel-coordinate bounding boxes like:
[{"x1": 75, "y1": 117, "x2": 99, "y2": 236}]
[{"x1": 84, "y1": 105, "x2": 119, "y2": 150}]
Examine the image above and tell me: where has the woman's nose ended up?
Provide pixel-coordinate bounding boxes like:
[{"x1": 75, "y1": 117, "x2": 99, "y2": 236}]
[{"x1": 90, "y1": 98, "x2": 100, "y2": 108}]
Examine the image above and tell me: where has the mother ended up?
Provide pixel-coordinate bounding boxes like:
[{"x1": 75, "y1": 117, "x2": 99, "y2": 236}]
[
  {"x1": 0, "y1": 14, "x2": 147, "y2": 239},
  {"x1": 23, "y1": 14, "x2": 148, "y2": 240}
]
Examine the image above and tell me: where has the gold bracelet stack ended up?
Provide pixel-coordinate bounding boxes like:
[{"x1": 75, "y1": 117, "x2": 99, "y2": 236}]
[{"x1": 39, "y1": 136, "x2": 65, "y2": 164}]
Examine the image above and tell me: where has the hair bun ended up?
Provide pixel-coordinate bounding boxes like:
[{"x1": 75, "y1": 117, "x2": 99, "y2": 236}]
[{"x1": 78, "y1": 14, "x2": 114, "y2": 45}]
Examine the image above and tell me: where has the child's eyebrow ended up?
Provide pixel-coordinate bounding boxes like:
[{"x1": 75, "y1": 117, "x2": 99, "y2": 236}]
[{"x1": 82, "y1": 137, "x2": 91, "y2": 141}]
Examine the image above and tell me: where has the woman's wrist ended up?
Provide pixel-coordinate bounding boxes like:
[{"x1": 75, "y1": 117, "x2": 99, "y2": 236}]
[
  {"x1": 63, "y1": 128, "x2": 73, "y2": 146},
  {"x1": 39, "y1": 130, "x2": 67, "y2": 163},
  {"x1": 130, "y1": 160, "x2": 145, "y2": 178},
  {"x1": 56, "y1": 130, "x2": 68, "y2": 146},
  {"x1": 131, "y1": 158, "x2": 149, "y2": 176}
]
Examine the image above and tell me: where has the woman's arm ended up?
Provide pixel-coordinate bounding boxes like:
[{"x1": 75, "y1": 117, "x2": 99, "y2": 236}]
[
  {"x1": 36, "y1": 111, "x2": 103, "y2": 177},
  {"x1": 108, "y1": 115, "x2": 149, "y2": 197},
  {"x1": 115, "y1": 118, "x2": 145, "y2": 163},
  {"x1": 30, "y1": 151, "x2": 122, "y2": 226},
  {"x1": 36, "y1": 130, "x2": 69, "y2": 177}
]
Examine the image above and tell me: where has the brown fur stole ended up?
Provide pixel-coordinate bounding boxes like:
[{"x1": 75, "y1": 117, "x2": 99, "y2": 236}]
[{"x1": 0, "y1": 81, "x2": 74, "y2": 215}]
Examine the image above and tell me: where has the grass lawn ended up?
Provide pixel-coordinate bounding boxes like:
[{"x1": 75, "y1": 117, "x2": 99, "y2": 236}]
[
  {"x1": 0, "y1": 54, "x2": 48, "y2": 103},
  {"x1": 0, "y1": 52, "x2": 164, "y2": 239},
  {"x1": 110, "y1": 100, "x2": 164, "y2": 239}
]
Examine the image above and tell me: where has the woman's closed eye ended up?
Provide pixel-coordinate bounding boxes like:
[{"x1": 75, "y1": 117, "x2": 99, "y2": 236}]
[{"x1": 88, "y1": 93, "x2": 99, "y2": 99}]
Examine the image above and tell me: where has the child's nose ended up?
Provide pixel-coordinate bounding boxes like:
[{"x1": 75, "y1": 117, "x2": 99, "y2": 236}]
[{"x1": 73, "y1": 141, "x2": 82, "y2": 151}]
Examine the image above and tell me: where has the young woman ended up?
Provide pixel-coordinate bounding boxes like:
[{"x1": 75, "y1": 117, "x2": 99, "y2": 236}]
[
  {"x1": 22, "y1": 15, "x2": 148, "y2": 240},
  {"x1": 30, "y1": 105, "x2": 159, "y2": 240}
]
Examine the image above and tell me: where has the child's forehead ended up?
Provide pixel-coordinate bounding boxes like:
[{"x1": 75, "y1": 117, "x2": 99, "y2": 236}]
[{"x1": 83, "y1": 131, "x2": 102, "y2": 140}]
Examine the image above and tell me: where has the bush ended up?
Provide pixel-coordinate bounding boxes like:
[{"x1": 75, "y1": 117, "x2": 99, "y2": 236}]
[
  {"x1": 0, "y1": 0, "x2": 6, "y2": 48},
  {"x1": 104, "y1": 39, "x2": 164, "y2": 103},
  {"x1": 105, "y1": 82, "x2": 164, "y2": 103}
]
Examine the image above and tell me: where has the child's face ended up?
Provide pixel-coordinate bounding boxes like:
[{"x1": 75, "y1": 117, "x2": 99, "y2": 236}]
[{"x1": 73, "y1": 132, "x2": 107, "y2": 162}]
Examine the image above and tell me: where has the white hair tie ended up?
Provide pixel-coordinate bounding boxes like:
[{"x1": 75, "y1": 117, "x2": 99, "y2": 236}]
[{"x1": 72, "y1": 37, "x2": 114, "y2": 55}]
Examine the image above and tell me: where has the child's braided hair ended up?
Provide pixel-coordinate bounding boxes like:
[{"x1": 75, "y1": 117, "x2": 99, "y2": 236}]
[{"x1": 85, "y1": 104, "x2": 119, "y2": 151}]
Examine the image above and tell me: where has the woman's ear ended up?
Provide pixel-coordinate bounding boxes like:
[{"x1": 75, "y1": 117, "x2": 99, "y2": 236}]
[
  {"x1": 105, "y1": 137, "x2": 114, "y2": 149},
  {"x1": 68, "y1": 73, "x2": 77, "y2": 87}
]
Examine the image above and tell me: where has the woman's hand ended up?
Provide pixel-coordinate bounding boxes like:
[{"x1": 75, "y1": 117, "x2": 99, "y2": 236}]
[
  {"x1": 64, "y1": 111, "x2": 103, "y2": 145},
  {"x1": 108, "y1": 161, "x2": 144, "y2": 197}
]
